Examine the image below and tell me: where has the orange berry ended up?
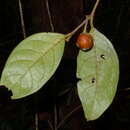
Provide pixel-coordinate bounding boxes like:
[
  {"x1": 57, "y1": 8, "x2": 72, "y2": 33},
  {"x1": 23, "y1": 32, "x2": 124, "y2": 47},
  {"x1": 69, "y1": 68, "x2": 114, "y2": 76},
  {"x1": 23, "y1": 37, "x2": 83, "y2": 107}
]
[{"x1": 76, "y1": 33, "x2": 94, "y2": 51}]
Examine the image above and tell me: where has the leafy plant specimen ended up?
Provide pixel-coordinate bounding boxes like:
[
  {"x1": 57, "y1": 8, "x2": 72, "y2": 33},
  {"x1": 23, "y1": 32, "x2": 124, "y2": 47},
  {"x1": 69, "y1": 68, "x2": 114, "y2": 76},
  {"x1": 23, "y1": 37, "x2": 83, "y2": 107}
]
[
  {"x1": 0, "y1": 0, "x2": 120, "y2": 125},
  {"x1": 77, "y1": 28, "x2": 119, "y2": 121},
  {"x1": 0, "y1": 33, "x2": 65, "y2": 99}
]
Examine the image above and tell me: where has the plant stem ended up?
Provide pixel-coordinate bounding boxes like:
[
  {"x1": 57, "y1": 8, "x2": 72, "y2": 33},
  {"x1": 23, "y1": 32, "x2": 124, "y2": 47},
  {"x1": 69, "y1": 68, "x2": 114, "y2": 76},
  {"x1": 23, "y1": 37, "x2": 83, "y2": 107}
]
[
  {"x1": 90, "y1": 0, "x2": 100, "y2": 28},
  {"x1": 46, "y1": 0, "x2": 54, "y2": 32},
  {"x1": 65, "y1": 0, "x2": 100, "y2": 41},
  {"x1": 35, "y1": 113, "x2": 39, "y2": 130},
  {"x1": 83, "y1": 15, "x2": 90, "y2": 33},
  {"x1": 58, "y1": 88, "x2": 72, "y2": 97},
  {"x1": 18, "y1": 0, "x2": 26, "y2": 39},
  {"x1": 54, "y1": 104, "x2": 58, "y2": 130},
  {"x1": 57, "y1": 105, "x2": 82, "y2": 129},
  {"x1": 65, "y1": 18, "x2": 88, "y2": 42},
  {"x1": 48, "y1": 120, "x2": 54, "y2": 130}
]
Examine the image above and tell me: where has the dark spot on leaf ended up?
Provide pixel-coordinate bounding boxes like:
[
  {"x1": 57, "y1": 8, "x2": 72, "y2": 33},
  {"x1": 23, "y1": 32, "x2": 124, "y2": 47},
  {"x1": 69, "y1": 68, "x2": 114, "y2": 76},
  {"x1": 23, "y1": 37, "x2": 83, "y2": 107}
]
[
  {"x1": 91, "y1": 78, "x2": 96, "y2": 83},
  {"x1": 100, "y1": 54, "x2": 105, "y2": 59}
]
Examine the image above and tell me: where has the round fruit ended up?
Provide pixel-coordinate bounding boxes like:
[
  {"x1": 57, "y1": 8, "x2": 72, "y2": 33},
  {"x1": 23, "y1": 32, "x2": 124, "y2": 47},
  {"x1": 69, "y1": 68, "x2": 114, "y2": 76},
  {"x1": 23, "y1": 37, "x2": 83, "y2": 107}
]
[{"x1": 76, "y1": 33, "x2": 94, "y2": 51}]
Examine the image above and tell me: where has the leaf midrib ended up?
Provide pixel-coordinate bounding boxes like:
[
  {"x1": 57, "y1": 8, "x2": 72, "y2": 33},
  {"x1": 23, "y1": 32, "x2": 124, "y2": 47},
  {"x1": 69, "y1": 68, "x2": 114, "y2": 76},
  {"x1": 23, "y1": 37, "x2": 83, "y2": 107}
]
[{"x1": 11, "y1": 37, "x2": 65, "y2": 86}]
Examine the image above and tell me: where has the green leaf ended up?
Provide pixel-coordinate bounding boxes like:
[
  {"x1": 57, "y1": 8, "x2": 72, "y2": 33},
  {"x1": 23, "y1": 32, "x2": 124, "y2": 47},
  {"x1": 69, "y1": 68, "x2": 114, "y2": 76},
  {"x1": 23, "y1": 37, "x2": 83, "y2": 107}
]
[
  {"x1": 77, "y1": 28, "x2": 119, "y2": 121},
  {"x1": 0, "y1": 33, "x2": 65, "y2": 99}
]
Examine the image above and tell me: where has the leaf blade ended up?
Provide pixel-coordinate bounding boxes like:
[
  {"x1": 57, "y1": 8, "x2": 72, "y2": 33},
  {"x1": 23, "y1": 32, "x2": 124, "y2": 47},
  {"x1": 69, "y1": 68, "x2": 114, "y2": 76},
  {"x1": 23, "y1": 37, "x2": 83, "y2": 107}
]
[
  {"x1": 77, "y1": 28, "x2": 119, "y2": 121},
  {"x1": 0, "y1": 33, "x2": 65, "y2": 99}
]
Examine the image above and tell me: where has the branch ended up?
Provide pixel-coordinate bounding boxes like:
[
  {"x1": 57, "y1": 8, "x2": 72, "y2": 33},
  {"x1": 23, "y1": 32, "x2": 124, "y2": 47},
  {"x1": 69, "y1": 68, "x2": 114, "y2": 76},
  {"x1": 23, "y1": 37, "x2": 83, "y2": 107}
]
[
  {"x1": 46, "y1": 0, "x2": 54, "y2": 32},
  {"x1": 65, "y1": 18, "x2": 88, "y2": 42},
  {"x1": 18, "y1": 0, "x2": 26, "y2": 39},
  {"x1": 65, "y1": 0, "x2": 100, "y2": 41},
  {"x1": 57, "y1": 105, "x2": 82, "y2": 129},
  {"x1": 90, "y1": 0, "x2": 100, "y2": 28},
  {"x1": 35, "y1": 113, "x2": 39, "y2": 130}
]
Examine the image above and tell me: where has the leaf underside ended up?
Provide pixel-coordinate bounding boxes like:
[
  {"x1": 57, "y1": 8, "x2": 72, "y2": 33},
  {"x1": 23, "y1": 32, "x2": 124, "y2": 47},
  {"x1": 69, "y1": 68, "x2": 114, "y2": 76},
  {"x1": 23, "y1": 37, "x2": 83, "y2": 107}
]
[
  {"x1": 0, "y1": 33, "x2": 65, "y2": 99},
  {"x1": 77, "y1": 28, "x2": 119, "y2": 121}
]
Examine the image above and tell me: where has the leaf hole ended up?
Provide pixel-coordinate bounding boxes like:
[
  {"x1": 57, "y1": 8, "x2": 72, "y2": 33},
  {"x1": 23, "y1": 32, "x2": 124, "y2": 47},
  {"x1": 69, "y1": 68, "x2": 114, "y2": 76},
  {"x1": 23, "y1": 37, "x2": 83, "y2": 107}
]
[
  {"x1": 100, "y1": 54, "x2": 105, "y2": 60},
  {"x1": 91, "y1": 78, "x2": 96, "y2": 83}
]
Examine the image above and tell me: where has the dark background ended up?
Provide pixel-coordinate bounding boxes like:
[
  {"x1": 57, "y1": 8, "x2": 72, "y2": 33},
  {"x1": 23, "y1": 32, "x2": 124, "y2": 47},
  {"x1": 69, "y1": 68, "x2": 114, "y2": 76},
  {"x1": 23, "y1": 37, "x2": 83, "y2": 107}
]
[{"x1": 0, "y1": 0, "x2": 130, "y2": 130}]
